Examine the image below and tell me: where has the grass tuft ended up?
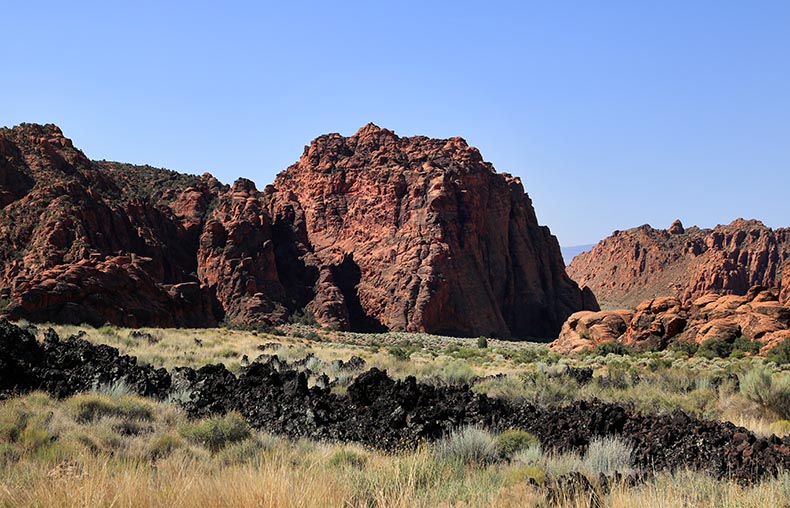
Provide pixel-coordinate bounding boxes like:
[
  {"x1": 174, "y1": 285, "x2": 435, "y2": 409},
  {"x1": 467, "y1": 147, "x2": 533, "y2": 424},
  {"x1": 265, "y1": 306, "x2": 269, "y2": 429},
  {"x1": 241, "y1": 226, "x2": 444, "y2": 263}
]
[
  {"x1": 179, "y1": 412, "x2": 251, "y2": 452},
  {"x1": 433, "y1": 426, "x2": 498, "y2": 465}
]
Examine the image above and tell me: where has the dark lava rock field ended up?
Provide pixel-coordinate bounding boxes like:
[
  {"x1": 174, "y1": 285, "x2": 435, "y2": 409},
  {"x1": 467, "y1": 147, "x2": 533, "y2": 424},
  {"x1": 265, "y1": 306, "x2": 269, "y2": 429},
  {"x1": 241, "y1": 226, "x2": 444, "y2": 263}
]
[{"x1": 1, "y1": 319, "x2": 789, "y2": 483}]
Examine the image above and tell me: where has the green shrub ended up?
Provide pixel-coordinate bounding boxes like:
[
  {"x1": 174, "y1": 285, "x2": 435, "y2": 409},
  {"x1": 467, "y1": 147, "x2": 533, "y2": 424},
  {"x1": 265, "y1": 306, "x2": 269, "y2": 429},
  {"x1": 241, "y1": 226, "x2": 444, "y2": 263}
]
[
  {"x1": 503, "y1": 464, "x2": 546, "y2": 486},
  {"x1": 768, "y1": 339, "x2": 790, "y2": 365},
  {"x1": 388, "y1": 346, "x2": 416, "y2": 361},
  {"x1": 219, "y1": 349, "x2": 240, "y2": 358},
  {"x1": 647, "y1": 358, "x2": 673, "y2": 371},
  {"x1": 0, "y1": 405, "x2": 55, "y2": 456},
  {"x1": 97, "y1": 325, "x2": 118, "y2": 337},
  {"x1": 148, "y1": 433, "x2": 184, "y2": 460},
  {"x1": 582, "y1": 435, "x2": 633, "y2": 474},
  {"x1": 477, "y1": 336, "x2": 488, "y2": 349},
  {"x1": 66, "y1": 393, "x2": 153, "y2": 423},
  {"x1": 472, "y1": 375, "x2": 529, "y2": 402},
  {"x1": 440, "y1": 360, "x2": 476, "y2": 386},
  {"x1": 289, "y1": 309, "x2": 318, "y2": 326},
  {"x1": 0, "y1": 442, "x2": 20, "y2": 465},
  {"x1": 433, "y1": 426, "x2": 498, "y2": 465},
  {"x1": 696, "y1": 337, "x2": 732, "y2": 359},
  {"x1": 180, "y1": 412, "x2": 251, "y2": 452},
  {"x1": 301, "y1": 331, "x2": 322, "y2": 342},
  {"x1": 446, "y1": 346, "x2": 487, "y2": 361},
  {"x1": 521, "y1": 372, "x2": 581, "y2": 406},
  {"x1": 740, "y1": 367, "x2": 790, "y2": 419},
  {"x1": 496, "y1": 429, "x2": 540, "y2": 459},
  {"x1": 594, "y1": 342, "x2": 633, "y2": 356},
  {"x1": 217, "y1": 436, "x2": 277, "y2": 466},
  {"x1": 669, "y1": 340, "x2": 698, "y2": 358},
  {"x1": 731, "y1": 336, "x2": 760, "y2": 356},
  {"x1": 506, "y1": 348, "x2": 541, "y2": 365}
]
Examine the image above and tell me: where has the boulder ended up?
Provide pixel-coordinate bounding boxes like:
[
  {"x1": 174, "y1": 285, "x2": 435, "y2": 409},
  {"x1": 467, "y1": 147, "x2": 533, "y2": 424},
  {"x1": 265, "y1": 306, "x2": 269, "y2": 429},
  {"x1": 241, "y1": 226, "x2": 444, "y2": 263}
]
[{"x1": 551, "y1": 285, "x2": 790, "y2": 355}]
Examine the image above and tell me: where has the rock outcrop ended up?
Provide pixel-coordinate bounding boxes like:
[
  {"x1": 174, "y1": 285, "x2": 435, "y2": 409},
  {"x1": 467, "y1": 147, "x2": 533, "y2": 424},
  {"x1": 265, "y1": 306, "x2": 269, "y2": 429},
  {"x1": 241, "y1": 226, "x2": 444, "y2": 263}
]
[
  {"x1": 550, "y1": 286, "x2": 790, "y2": 355},
  {"x1": 0, "y1": 122, "x2": 595, "y2": 337},
  {"x1": 568, "y1": 219, "x2": 790, "y2": 309},
  {"x1": 0, "y1": 124, "x2": 220, "y2": 327},
  {"x1": 781, "y1": 261, "x2": 790, "y2": 307},
  {"x1": 266, "y1": 124, "x2": 597, "y2": 337}
]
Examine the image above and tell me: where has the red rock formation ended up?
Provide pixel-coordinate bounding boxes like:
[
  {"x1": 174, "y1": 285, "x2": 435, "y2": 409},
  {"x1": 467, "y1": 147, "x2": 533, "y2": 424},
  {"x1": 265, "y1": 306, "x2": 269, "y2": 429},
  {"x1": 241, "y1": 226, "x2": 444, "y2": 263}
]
[
  {"x1": 9, "y1": 256, "x2": 214, "y2": 327},
  {"x1": 267, "y1": 124, "x2": 597, "y2": 337},
  {"x1": 781, "y1": 261, "x2": 790, "y2": 307},
  {"x1": 197, "y1": 179, "x2": 288, "y2": 326},
  {"x1": 0, "y1": 122, "x2": 596, "y2": 337},
  {"x1": 568, "y1": 219, "x2": 790, "y2": 309},
  {"x1": 550, "y1": 286, "x2": 790, "y2": 355},
  {"x1": 0, "y1": 123, "x2": 218, "y2": 327}
]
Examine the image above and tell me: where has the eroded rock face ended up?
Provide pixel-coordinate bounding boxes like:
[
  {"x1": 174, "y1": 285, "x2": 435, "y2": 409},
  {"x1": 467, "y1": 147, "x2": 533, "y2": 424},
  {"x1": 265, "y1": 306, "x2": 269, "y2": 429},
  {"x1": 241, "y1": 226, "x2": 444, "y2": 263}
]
[
  {"x1": 781, "y1": 261, "x2": 790, "y2": 307},
  {"x1": 0, "y1": 124, "x2": 220, "y2": 327},
  {"x1": 550, "y1": 286, "x2": 790, "y2": 355},
  {"x1": 568, "y1": 219, "x2": 790, "y2": 309},
  {"x1": 197, "y1": 179, "x2": 288, "y2": 326},
  {"x1": 0, "y1": 123, "x2": 594, "y2": 337},
  {"x1": 267, "y1": 124, "x2": 597, "y2": 337}
]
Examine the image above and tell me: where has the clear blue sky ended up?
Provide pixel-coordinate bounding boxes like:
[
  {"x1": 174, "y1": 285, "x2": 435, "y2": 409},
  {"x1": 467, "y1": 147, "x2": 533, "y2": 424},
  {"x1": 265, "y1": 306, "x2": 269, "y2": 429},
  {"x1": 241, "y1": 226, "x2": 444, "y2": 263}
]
[{"x1": 2, "y1": 1, "x2": 788, "y2": 246}]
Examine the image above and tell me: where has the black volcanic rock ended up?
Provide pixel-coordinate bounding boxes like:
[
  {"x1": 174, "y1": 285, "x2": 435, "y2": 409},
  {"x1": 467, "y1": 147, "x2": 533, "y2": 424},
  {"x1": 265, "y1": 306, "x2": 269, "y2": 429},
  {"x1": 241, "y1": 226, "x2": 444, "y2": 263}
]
[{"x1": 1, "y1": 319, "x2": 789, "y2": 483}]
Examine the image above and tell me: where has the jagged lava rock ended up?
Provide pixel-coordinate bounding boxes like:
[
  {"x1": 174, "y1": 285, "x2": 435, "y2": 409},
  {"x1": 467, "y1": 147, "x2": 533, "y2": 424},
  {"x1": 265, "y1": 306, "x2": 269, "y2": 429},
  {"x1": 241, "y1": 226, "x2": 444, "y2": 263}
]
[
  {"x1": 568, "y1": 219, "x2": 790, "y2": 309},
  {"x1": 267, "y1": 123, "x2": 597, "y2": 337},
  {"x1": 2, "y1": 319, "x2": 790, "y2": 483}
]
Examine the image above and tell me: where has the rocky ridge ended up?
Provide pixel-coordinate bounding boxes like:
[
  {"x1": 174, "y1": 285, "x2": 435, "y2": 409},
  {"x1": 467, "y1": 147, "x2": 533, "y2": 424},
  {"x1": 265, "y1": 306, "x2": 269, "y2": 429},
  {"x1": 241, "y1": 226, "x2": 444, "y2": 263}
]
[
  {"x1": 0, "y1": 123, "x2": 596, "y2": 337},
  {"x1": 567, "y1": 219, "x2": 790, "y2": 309}
]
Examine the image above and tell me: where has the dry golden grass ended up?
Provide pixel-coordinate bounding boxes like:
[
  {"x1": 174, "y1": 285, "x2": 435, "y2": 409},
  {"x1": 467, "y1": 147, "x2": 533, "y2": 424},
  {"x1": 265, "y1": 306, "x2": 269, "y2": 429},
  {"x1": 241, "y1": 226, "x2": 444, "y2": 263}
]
[
  {"x1": 3, "y1": 441, "x2": 789, "y2": 508},
  {"x1": 36, "y1": 323, "x2": 530, "y2": 383},
  {"x1": 7, "y1": 323, "x2": 790, "y2": 506},
  {"x1": 2, "y1": 391, "x2": 790, "y2": 507}
]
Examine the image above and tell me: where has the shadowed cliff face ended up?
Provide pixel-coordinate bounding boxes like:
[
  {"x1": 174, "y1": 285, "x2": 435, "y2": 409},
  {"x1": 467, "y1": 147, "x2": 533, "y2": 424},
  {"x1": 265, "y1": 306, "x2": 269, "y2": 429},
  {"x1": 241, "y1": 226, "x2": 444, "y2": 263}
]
[
  {"x1": 266, "y1": 124, "x2": 597, "y2": 338},
  {"x1": 0, "y1": 122, "x2": 596, "y2": 337},
  {"x1": 568, "y1": 219, "x2": 790, "y2": 309}
]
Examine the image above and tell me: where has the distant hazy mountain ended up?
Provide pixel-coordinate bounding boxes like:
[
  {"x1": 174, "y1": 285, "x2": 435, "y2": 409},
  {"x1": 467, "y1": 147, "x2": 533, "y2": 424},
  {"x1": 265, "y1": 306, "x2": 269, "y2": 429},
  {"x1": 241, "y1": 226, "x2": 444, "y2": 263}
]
[{"x1": 561, "y1": 244, "x2": 595, "y2": 265}]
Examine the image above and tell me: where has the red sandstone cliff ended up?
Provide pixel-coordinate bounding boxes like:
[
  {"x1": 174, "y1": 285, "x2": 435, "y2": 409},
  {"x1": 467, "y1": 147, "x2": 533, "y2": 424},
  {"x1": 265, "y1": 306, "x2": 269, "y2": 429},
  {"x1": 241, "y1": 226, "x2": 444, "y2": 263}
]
[
  {"x1": 567, "y1": 219, "x2": 790, "y2": 309},
  {"x1": 0, "y1": 122, "x2": 596, "y2": 337},
  {"x1": 267, "y1": 124, "x2": 598, "y2": 337},
  {"x1": 0, "y1": 124, "x2": 219, "y2": 326}
]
